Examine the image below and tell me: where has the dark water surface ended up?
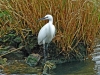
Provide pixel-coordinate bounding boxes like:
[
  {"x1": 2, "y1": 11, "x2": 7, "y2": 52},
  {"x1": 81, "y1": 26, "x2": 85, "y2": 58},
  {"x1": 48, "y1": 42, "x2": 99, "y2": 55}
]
[{"x1": 53, "y1": 59, "x2": 95, "y2": 75}]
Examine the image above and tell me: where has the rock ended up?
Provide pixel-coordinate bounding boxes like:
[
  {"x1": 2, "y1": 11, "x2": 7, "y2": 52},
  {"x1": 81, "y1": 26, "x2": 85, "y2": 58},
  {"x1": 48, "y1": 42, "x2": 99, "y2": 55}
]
[{"x1": 26, "y1": 53, "x2": 41, "y2": 67}]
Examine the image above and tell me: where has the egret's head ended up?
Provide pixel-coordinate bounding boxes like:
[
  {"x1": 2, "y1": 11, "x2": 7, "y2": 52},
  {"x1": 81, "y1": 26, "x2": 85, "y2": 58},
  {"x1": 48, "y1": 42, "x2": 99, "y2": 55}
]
[{"x1": 39, "y1": 14, "x2": 53, "y2": 21}]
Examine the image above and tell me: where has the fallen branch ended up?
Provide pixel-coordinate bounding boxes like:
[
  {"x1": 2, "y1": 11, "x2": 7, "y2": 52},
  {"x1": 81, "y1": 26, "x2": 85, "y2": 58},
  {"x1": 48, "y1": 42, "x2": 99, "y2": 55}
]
[{"x1": 0, "y1": 46, "x2": 24, "y2": 58}]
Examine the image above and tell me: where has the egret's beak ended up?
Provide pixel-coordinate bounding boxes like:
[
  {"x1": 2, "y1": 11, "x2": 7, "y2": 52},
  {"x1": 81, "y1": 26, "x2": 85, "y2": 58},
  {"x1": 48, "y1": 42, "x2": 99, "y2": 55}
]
[{"x1": 38, "y1": 17, "x2": 47, "y2": 21}]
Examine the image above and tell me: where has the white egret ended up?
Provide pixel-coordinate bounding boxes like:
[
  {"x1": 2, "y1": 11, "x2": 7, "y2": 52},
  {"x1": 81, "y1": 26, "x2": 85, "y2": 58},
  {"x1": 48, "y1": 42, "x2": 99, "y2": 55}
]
[{"x1": 38, "y1": 14, "x2": 55, "y2": 62}]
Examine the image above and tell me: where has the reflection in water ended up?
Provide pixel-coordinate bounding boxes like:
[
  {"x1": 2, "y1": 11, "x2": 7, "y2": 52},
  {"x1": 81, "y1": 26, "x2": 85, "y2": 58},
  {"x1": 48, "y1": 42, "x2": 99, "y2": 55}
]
[{"x1": 53, "y1": 59, "x2": 95, "y2": 75}]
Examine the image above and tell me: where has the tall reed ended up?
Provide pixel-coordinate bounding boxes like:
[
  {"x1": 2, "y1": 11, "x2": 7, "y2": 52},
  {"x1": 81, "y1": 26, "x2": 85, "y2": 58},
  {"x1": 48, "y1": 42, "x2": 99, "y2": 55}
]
[{"x1": 0, "y1": 0, "x2": 100, "y2": 58}]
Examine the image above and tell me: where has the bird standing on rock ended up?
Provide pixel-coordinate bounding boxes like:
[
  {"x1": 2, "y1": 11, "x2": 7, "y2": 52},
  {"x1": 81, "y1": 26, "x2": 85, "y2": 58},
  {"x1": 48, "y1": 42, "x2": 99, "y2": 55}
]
[{"x1": 38, "y1": 14, "x2": 56, "y2": 62}]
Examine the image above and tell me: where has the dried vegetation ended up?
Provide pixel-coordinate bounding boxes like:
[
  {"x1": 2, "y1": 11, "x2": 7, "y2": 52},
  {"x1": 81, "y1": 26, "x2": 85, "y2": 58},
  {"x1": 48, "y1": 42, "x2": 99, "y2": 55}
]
[{"x1": 0, "y1": 0, "x2": 100, "y2": 60}]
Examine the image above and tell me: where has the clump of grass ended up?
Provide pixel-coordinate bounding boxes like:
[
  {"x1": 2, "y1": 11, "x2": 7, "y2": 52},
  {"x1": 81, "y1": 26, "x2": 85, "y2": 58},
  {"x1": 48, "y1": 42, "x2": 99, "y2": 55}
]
[{"x1": 0, "y1": 0, "x2": 100, "y2": 60}]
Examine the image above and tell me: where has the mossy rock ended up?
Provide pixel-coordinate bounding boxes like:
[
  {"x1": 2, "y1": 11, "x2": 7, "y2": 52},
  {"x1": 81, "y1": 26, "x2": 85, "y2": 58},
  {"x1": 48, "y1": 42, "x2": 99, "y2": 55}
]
[{"x1": 26, "y1": 53, "x2": 41, "y2": 67}]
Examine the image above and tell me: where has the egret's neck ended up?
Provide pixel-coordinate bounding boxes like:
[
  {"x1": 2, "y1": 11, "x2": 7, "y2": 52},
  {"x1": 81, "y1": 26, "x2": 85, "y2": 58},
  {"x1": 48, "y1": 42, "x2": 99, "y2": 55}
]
[{"x1": 48, "y1": 19, "x2": 53, "y2": 24}]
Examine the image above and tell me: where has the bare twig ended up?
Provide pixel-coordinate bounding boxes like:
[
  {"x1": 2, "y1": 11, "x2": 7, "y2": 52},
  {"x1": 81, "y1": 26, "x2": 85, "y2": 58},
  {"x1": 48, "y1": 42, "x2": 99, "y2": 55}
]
[{"x1": 0, "y1": 46, "x2": 24, "y2": 58}]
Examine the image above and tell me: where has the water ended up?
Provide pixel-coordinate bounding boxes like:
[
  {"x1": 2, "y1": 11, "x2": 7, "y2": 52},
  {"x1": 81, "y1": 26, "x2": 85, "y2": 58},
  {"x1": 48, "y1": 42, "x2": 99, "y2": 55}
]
[
  {"x1": 53, "y1": 59, "x2": 95, "y2": 75},
  {"x1": 1, "y1": 59, "x2": 95, "y2": 75}
]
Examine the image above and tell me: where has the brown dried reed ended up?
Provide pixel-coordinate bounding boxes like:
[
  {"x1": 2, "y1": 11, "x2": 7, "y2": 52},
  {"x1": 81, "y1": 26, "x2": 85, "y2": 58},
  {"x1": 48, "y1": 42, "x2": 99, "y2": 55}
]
[{"x1": 0, "y1": 0, "x2": 100, "y2": 58}]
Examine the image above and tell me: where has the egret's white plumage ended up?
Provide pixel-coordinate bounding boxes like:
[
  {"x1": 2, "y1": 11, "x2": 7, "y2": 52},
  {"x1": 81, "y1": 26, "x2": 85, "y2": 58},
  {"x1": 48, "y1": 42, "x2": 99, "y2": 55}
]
[{"x1": 38, "y1": 14, "x2": 55, "y2": 62}]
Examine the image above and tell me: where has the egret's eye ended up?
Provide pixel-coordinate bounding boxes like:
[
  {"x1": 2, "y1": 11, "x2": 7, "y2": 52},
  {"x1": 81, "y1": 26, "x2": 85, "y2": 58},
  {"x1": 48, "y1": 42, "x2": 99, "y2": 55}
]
[{"x1": 45, "y1": 17, "x2": 48, "y2": 18}]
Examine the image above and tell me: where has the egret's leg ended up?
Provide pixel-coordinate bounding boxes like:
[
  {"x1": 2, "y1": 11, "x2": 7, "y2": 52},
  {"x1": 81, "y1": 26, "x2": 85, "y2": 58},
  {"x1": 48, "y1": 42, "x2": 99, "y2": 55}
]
[
  {"x1": 43, "y1": 44, "x2": 46, "y2": 62},
  {"x1": 46, "y1": 43, "x2": 49, "y2": 58}
]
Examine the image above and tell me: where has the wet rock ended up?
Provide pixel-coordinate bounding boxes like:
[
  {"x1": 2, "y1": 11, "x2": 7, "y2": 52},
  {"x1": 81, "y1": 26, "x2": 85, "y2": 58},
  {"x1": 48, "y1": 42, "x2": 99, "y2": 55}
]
[
  {"x1": 26, "y1": 53, "x2": 41, "y2": 67},
  {"x1": 3, "y1": 60, "x2": 42, "y2": 74}
]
